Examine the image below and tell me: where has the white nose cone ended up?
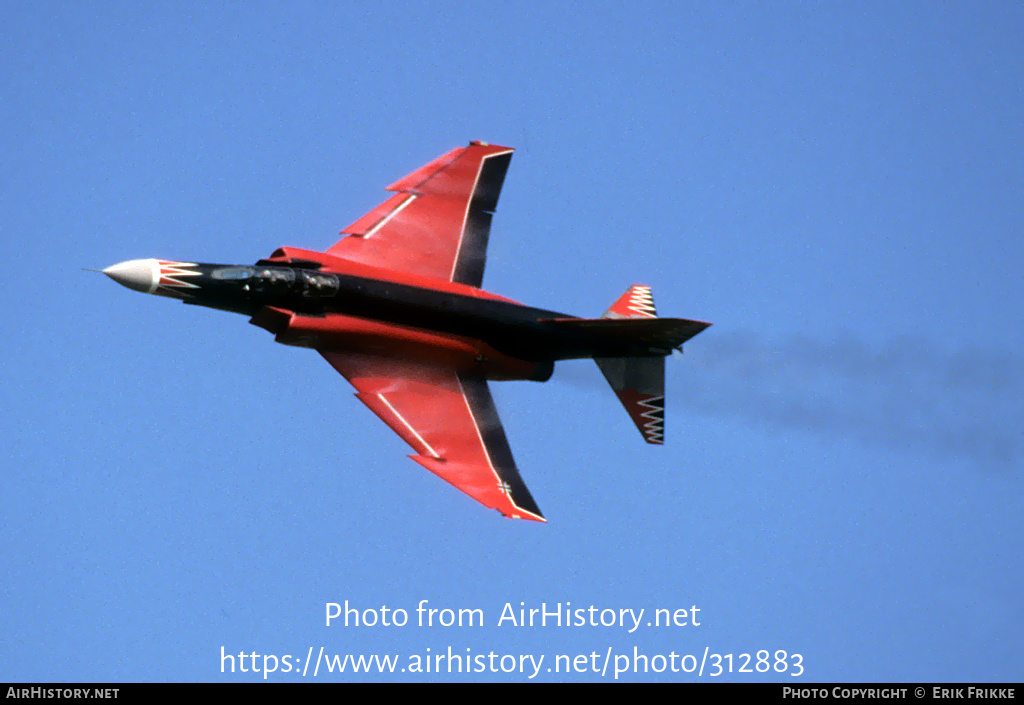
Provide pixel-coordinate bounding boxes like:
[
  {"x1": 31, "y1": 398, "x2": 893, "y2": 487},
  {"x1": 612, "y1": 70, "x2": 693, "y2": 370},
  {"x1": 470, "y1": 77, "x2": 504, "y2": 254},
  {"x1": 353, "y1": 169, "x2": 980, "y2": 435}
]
[{"x1": 103, "y1": 259, "x2": 160, "y2": 294}]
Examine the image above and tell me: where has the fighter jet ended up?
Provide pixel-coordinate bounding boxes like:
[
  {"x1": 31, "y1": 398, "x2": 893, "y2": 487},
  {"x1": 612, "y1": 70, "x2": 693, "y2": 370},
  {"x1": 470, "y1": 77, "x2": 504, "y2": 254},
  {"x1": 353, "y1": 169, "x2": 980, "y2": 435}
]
[{"x1": 102, "y1": 142, "x2": 710, "y2": 521}]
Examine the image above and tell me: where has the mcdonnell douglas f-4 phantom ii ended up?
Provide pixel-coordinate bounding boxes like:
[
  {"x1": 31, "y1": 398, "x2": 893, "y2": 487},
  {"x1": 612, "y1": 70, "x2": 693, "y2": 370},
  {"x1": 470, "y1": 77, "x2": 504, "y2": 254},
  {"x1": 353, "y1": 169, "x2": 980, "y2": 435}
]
[{"x1": 102, "y1": 142, "x2": 710, "y2": 522}]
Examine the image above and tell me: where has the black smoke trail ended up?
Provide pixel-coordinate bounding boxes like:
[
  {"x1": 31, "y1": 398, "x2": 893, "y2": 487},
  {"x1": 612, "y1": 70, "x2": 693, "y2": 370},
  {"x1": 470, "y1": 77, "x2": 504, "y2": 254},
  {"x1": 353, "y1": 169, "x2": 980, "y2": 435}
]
[{"x1": 556, "y1": 332, "x2": 1023, "y2": 466}]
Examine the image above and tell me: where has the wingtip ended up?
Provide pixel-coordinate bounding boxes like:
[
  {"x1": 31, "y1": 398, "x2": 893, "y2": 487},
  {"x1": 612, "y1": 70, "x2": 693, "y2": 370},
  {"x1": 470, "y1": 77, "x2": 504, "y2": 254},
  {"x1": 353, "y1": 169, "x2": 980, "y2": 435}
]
[
  {"x1": 505, "y1": 510, "x2": 547, "y2": 523},
  {"x1": 468, "y1": 140, "x2": 514, "y2": 153}
]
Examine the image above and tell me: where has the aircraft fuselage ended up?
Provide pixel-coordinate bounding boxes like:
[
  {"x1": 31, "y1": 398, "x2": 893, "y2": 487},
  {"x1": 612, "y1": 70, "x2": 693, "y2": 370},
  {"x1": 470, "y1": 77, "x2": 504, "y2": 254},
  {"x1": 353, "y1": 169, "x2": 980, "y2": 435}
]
[{"x1": 103, "y1": 257, "x2": 660, "y2": 383}]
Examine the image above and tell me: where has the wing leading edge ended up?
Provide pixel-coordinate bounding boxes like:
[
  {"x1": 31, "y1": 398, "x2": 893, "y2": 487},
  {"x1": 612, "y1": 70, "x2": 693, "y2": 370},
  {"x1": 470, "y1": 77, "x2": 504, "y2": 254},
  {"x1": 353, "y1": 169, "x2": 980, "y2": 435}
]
[
  {"x1": 327, "y1": 142, "x2": 514, "y2": 288},
  {"x1": 320, "y1": 352, "x2": 545, "y2": 522}
]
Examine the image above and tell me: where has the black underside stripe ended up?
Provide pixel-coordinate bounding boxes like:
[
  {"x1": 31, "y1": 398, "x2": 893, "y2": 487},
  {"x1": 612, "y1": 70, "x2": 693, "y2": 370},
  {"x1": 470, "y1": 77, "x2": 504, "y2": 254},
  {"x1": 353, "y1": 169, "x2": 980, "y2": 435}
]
[
  {"x1": 458, "y1": 372, "x2": 543, "y2": 518},
  {"x1": 452, "y1": 152, "x2": 512, "y2": 288}
]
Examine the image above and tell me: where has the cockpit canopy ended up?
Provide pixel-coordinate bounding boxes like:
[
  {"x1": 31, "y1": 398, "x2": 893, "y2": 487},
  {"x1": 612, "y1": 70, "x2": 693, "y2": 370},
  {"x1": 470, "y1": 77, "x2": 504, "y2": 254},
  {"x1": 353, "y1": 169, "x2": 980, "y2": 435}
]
[
  {"x1": 211, "y1": 266, "x2": 255, "y2": 280},
  {"x1": 299, "y1": 270, "x2": 339, "y2": 297},
  {"x1": 211, "y1": 265, "x2": 339, "y2": 298}
]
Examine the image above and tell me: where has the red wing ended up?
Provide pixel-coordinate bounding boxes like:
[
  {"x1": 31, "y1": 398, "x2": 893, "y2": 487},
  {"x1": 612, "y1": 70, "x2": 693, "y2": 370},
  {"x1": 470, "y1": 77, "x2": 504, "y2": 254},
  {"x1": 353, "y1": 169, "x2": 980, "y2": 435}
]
[
  {"x1": 327, "y1": 142, "x2": 514, "y2": 288},
  {"x1": 320, "y1": 351, "x2": 544, "y2": 522}
]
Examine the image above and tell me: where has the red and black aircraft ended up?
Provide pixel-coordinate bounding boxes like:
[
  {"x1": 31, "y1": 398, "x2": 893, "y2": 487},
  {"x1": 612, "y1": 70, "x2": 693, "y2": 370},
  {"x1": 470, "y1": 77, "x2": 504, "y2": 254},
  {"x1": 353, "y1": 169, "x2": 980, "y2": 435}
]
[{"x1": 103, "y1": 142, "x2": 710, "y2": 522}]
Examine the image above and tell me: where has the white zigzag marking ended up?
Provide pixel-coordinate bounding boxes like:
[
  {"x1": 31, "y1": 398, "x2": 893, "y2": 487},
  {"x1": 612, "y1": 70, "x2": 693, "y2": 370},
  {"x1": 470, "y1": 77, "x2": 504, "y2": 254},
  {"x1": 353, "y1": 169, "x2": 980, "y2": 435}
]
[
  {"x1": 637, "y1": 395, "x2": 665, "y2": 443},
  {"x1": 158, "y1": 261, "x2": 200, "y2": 289},
  {"x1": 627, "y1": 285, "x2": 656, "y2": 318}
]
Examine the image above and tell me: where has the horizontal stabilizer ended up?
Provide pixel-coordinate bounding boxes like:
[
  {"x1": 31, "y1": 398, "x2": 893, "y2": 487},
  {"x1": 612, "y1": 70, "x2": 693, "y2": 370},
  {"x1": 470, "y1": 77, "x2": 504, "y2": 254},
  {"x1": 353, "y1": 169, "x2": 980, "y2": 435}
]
[
  {"x1": 594, "y1": 356, "x2": 666, "y2": 444},
  {"x1": 542, "y1": 317, "x2": 710, "y2": 353}
]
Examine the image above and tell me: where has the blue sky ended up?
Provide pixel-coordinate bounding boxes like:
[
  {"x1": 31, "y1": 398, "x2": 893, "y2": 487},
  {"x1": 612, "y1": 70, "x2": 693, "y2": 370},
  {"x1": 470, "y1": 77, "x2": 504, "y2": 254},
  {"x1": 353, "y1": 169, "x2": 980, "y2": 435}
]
[{"x1": 2, "y1": 2, "x2": 1021, "y2": 682}]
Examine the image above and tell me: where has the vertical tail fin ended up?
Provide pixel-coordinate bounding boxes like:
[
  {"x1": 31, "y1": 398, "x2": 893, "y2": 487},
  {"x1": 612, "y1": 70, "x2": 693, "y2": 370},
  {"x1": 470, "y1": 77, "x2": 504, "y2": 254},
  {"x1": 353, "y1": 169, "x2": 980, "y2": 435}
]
[{"x1": 602, "y1": 284, "x2": 657, "y2": 319}]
